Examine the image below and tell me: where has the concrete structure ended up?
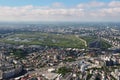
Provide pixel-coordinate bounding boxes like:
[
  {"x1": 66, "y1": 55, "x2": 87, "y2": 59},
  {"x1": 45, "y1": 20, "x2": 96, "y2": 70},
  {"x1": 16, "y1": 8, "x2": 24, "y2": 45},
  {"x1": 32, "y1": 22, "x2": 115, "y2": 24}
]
[{"x1": 0, "y1": 53, "x2": 23, "y2": 79}]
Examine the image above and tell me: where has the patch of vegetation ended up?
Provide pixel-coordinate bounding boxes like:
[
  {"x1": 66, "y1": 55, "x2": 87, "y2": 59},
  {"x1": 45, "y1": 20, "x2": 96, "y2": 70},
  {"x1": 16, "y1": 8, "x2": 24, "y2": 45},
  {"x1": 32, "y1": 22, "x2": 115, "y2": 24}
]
[
  {"x1": 86, "y1": 74, "x2": 92, "y2": 80},
  {"x1": 81, "y1": 36, "x2": 111, "y2": 49},
  {"x1": 64, "y1": 58, "x2": 76, "y2": 62},
  {"x1": 101, "y1": 40, "x2": 112, "y2": 49},
  {"x1": 0, "y1": 32, "x2": 86, "y2": 48},
  {"x1": 57, "y1": 67, "x2": 72, "y2": 75},
  {"x1": 81, "y1": 36, "x2": 97, "y2": 44},
  {"x1": 11, "y1": 49, "x2": 28, "y2": 58}
]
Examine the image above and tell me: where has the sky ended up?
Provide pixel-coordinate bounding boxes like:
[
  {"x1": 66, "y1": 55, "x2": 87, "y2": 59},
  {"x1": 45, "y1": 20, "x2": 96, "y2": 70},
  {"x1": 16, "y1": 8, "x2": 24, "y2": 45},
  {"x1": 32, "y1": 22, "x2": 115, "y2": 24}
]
[{"x1": 0, "y1": 0, "x2": 120, "y2": 22}]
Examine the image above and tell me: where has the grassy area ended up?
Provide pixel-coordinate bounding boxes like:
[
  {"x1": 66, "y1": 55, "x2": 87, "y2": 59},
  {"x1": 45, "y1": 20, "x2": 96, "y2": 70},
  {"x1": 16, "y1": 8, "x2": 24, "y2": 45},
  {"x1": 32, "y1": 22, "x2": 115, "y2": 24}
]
[
  {"x1": 86, "y1": 74, "x2": 93, "y2": 80},
  {"x1": 81, "y1": 36, "x2": 97, "y2": 44},
  {"x1": 0, "y1": 32, "x2": 86, "y2": 48},
  {"x1": 100, "y1": 40, "x2": 112, "y2": 49},
  {"x1": 11, "y1": 49, "x2": 28, "y2": 58},
  {"x1": 81, "y1": 36, "x2": 112, "y2": 49},
  {"x1": 57, "y1": 67, "x2": 72, "y2": 75},
  {"x1": 63, "y1": 58, "x2": 76, "y2": 62}
]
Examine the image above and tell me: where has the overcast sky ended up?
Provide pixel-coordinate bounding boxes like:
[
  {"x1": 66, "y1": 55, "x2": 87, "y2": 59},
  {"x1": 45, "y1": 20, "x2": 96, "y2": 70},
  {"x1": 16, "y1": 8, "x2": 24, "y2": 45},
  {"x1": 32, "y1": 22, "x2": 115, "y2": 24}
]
[{"x1": 0, "y1": 0, "x2": 120, "y2": 22}]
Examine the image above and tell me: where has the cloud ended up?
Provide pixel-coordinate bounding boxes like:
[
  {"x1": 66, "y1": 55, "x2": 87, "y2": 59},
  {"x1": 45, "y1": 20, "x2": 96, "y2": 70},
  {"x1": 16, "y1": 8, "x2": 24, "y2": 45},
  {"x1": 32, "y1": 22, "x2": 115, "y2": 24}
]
[
  {"x1": 0, "y1": 5, "x2": 84, "y2": 21},
  {"x1": 0, "y1": 1, "x2": 120, "y2": 21},
  {"x1": 109, "y1": 1, "x2": 120, "y2": 7},
  {"x1": 52, "y1": 2, "x2": 64, "y2": 8},
  {"x1": 77, "y1": 1, "x2": 106, "y2": 8},
  {"x1": 76, "y1": 1, "x2": 120, "y2": 21}
]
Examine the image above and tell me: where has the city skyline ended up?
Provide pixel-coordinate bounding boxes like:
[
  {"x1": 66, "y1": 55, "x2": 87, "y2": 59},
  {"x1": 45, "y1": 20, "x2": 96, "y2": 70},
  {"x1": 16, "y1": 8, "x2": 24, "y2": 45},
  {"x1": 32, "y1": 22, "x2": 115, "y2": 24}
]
[{"x1": 0, "y1": 0, "x2": 120, "y2": 22}]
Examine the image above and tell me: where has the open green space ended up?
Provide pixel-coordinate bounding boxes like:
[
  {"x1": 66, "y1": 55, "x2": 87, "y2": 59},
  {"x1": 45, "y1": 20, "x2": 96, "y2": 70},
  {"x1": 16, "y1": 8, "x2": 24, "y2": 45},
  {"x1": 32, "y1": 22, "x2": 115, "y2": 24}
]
[
  {"x1": 100, "y1": 40, "x2": 112, "y2": 49},
  {"x1": 81, "y1": 36, "x2": 112, "y2": 49},
  {"x1": 81, "y1": 36, "x2": 97, "y2": 44},
  {"x1": 57, "y1": 67, "x2": 72, "y2": 75},
  {"x1": 0, "y1": 32, "x2": 86, "y2": 48}
]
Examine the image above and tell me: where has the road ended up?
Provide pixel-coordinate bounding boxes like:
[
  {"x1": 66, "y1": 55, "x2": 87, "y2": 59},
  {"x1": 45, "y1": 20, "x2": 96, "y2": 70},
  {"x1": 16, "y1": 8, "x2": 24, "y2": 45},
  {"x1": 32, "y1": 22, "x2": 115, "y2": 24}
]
[{"x1": 75, "y1": 35, "x2": 87, "y2": 47}]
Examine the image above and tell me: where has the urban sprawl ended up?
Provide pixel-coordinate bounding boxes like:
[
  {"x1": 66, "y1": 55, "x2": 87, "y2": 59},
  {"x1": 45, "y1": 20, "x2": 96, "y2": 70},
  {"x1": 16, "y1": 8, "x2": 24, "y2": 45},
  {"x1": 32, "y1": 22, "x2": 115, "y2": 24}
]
[{"x1": 0, "y1": 23, "x2": 120, "y2": 80}]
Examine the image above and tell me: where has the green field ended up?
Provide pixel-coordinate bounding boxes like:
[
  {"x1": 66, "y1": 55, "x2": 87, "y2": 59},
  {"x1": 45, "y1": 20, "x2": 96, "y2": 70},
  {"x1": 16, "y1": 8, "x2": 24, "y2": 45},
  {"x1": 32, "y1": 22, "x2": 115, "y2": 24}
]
[
  {"x1": 0, "y1": 32, "x2": 86, "y2": 48},
  {"x1": 81, "y1": 36, "x2": 97, "y2": 44},
  {"x1": 81, "y1": 36, "x2": 112, "y2": 49}
]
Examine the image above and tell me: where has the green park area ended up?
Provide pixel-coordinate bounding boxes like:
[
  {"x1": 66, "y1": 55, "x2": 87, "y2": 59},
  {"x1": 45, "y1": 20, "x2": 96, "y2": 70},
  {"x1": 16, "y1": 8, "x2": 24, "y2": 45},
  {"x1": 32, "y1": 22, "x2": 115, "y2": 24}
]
[
  {"x1": 0, "y1": 32, "x2": 86, "y2": 48},
  {"x1": 81, "y1": 36, "x2": 112, "y2": 49},
  {"x1": 0, "y1": 32, "x2": 112, "y2": 49}
]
